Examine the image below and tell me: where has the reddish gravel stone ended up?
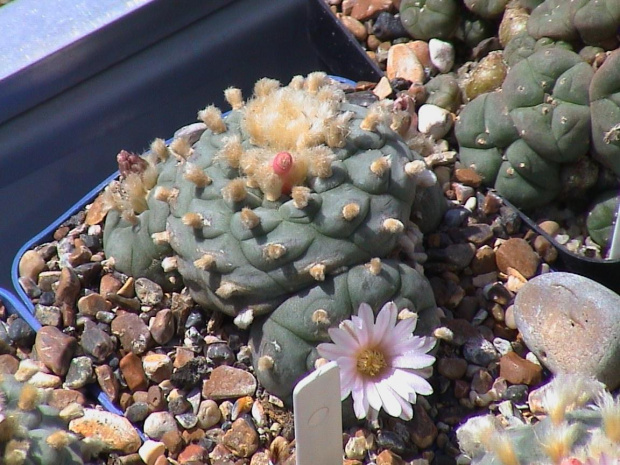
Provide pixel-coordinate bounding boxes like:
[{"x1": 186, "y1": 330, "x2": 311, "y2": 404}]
[
  {"x1": 34, "y1": 326, "x2": 77, "y2": 376},
  {"x1": 499, "y1": 351, "x2": 543, "y2": 386},
  {"x1": 495, "y1": 238, "x2": 540, "y2": 279}
]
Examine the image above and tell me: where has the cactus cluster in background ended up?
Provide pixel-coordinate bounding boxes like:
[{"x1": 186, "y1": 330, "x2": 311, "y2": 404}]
[
  {"x1": 0, "y1": 374, "x2": 94, "y2": 465},
  {"x1": 456, "y1": 375, "x2": 620, "y2": 465},
  {"x1": 101, "y1": 72, "x2": 443, "y2": 401}
]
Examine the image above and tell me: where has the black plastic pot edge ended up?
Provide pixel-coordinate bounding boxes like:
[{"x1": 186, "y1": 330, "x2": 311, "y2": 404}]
[{"x1": 500, "y1": 195, "x2": 620, "y2": 293}]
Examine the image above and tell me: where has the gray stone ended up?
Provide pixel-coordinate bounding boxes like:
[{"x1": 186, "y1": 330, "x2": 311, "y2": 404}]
[
  {"x1": 143, "y1": 411, "x2": 179, "y2": 440},
  {"x1": 81, "y1": 321, "x2": 115, "y2": 361},
  {"x1": 34, "y1": 304, "x2": 62, "y2": 327},
  {"x1": 514, "y1": 272, "x2": 620, "y2": 389},
  {"x1": 135, "y1": 278, "x2": 164, "y2": 306},
  {"x1": 462, "y1": 336, "x2": 499, "y2": 367},
  {"x1": 64, "y1": 356, "x2": 94, "y2": 389}
]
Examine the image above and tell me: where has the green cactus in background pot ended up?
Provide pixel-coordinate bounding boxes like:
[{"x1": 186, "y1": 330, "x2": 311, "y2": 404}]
[
  {"x1": 456, "y1": 47, "x2": 594, "y2": 210},
  {"x1": 399, "y1": 0, "x2": 460, "y2": 40}
]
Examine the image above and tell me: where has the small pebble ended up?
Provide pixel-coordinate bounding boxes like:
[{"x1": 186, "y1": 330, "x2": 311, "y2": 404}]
[
  {"x1": 429, "y1": 38, "x2": 455, "y2": 73},
  {"x1": 69, "y1": 408, "x2": 141, "y2": 454},
  {"x1": 202, "y1": 365, "x2": 257, "y2": 400},
  {"x1": 144, "y1": 411, "x2": 179, "y2": 440},
  {"x1": 221, "y1": 417, "x2": 260, "y2": 458},
  {"x1": 418, "y1": 104, "x2": 453, "y2": 139}
]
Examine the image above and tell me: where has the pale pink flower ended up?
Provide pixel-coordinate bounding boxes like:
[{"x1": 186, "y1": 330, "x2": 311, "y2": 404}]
[{"x1": 317, "y1": 301, "x2": 436, "y2": 420}]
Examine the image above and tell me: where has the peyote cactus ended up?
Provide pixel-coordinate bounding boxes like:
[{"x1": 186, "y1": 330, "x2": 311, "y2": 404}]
[
  {"x1": 101, "y1": 73, "x2": 442, "y2": 399},
  {"x1": 527, "y1": 0, "x2": 620, "y2": 49},
  {"x1": 399, "y1": 0, "x2": 460, "y2": 41},
  {"x1": 456, "y1": 375, "x2": 620, "y2": 464},
  {"x1": 590, "y1": 48, "x2": 620, "y2": 176},
  {"x1": 586, "y1": 190, "x2": 620, "y2": 250},
  {"x1": 456, "y1": 47, "x2": 594, "y2": 209},
  {"x1": 0, "y1": 374, "x2": 91, "y2": 465}
]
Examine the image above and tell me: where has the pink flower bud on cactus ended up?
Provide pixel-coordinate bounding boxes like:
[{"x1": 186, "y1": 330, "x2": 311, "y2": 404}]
[{"x1": 272, "y1": 151, "x2": 293, "y2": 177}]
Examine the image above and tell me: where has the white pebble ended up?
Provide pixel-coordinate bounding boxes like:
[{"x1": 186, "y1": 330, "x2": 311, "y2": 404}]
[
  {"x1": 139, "y1": 440, "x2": 166, "y2": 465},
  {"x1": 233, "y1": 308, "x2": 254, "y2": 329},
  {"x1": 429, "y1": 38, "x2": 455, "y2": 73},
  {"x1": 417, "y1": 104, "x2": 453, "y2": 139}
]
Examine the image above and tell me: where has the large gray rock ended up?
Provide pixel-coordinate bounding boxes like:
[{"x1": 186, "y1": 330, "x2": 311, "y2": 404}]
[{"x1": 514, "y1": 272, "x2": 620, "y2": 389}]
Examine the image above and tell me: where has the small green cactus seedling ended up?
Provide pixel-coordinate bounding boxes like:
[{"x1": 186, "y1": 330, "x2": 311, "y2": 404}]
[
  {"x1": 457, "y1": 375, "x2": 620, "y2": 464},
  {"x1": 0, "y1": 374, "x2": 94, "y2": 465},
  {"x1": 399, "y1": 0, "x2": 460, "y2": 40}
]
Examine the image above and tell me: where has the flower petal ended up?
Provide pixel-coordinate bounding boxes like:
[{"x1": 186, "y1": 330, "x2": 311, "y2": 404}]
[
  {"x1": 372, "y1": 302, "x2": 397, "y2": 345},
  {"x1": 365, "y1": 379, "x2": 383, "y2": 412},
  {"x1": 316, "y1": 342, "x2": 350, "y2": 361},
  {"x1": 392, "y1": 352, "x2": 436, "y2": 370},
  {"x1": 388, "y1": 368, "x2": 434, "y2": 396},
  {"x1": 356, "y1": 303, "x2": 375, "y2": 346},
  {"x1": 327, "y1": 326, "x2": 360, "y2": 352},
  {"x1": 376, "y1": 378, "x2": 403, "y2": 418}
]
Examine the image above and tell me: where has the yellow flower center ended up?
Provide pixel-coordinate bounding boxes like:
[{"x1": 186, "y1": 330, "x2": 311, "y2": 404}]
[{"x1": 356, "y1": 348, "x2": 387, "y2": 377}]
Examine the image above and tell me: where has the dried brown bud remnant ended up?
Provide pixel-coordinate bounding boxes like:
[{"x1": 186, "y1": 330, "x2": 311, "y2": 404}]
[{"x1": 117, "y1": 150, "x2": 148, "y2": 178}]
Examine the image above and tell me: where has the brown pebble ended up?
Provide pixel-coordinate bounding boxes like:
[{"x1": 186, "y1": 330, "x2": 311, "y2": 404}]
[
  {"x1": 150, "y1": 308, "x2": 176, "y2": 346},
  {"x1": 250, "y1": 450, "x2": 273, "y2": 465},
  {"x1": 48, "y1": 389, "x2": 86, "y2": 410},
  {"x1": 161, "y1": 429, "x2": 185, "y2": 456},
  {"x1": 111, "y1": 311, "x2": 153, "y2": 355},
  {"x1": 53, "y1": 226, "x2": 70, "y2": 241},
  {"x1": 153, "y1": 456, "x2": 170, "y2": 465},
  {"x1": 409, "y1": 404, "x2": 438, "y2": 449},
  {"x1": 99, "y1": 274, "x2": 123, "y2": 295},
  {"x1": 77, "y1": 293, "x2": 112, "y2": 317},
  {"x1": 495, "y1": 238, "x2": 540, "y2": 279},
  {"x1": 437, "y1": 357, "x2": 467, "y2": 380},
  {"x1": 499, "y1": 351, "x2": 542, "y2": 386},
  {"x1": 173, "y1": 347, "x2": 195, "y2": 368},
  {"x1": 0, "y1": 354, "x2": 20, "y2": 374},
  {"x1": 470, "y1": 369, "x2": 494, "y2": 394},
  {"x1": 221, "y1": 417, "x2": 260, "y2": 458},
  {"x1": 387, "y1": 43, "x2": 425, "y2": 83},
  {"x1": 453, "y1": 379, "x2": 470, "y2": 399},
  {"x1": 147, "y1": 385, "x2": 166, "y2": 412},
  {"x1": 407, "y1": 40, "x2": 431, "y2": 68},
  {"x1": 376, "y1": 449, "x2": 406, "y2": 465},
  {"x1": 18, "y1": 250, "x2": 46, "y2": 282},
  {"x1": 537, "y1": 220, "x2": 560, "y2": 236},
  {"x1": 339, "y1": 14, "x2": 368, "y2": 41},
  {"x1": 96, "y1": 364, "x2": 121, "y2": 403},
  {"x1": 54, "y1": 267, "x2": 81, "y2": 307},
  {"x1": 533, "y1": 235, "x2": 558, "y2": 263},
  {"x1": 202, "y1": 366, "x2": 257, "y2": 400},
  {"x1": 349, "y1": 0, "x2": 392, "y2": 21},
  {"x1": 35, "y1": 326, "x2": 77, "y2": 376},
  {"x1": 482, "y1": 191, "x2": 502, "y2": 215},
  {"x1": 120, "y1": 352, "x2": 149, "y2": 392},
  {"x1": 454, "y1": 168, "x2": 482, "y2": 187}
]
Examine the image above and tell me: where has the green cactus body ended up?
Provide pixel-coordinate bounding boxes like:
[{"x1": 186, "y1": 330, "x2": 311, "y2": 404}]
[
  {"x1": 590, "y1": 48, "x2": 620, "y2": 176},
  {"x1": 103, "y1": 74, "x2": 438, "y2": 317},
  {"x1": 586, "y1": 190, "x2": 620, "y2": 250},
  {"x1": 0, "y1": 374, "x2": 87, "y2": 465},
  {"x1": 456, "y1": 48, "x2": 594, "y2": 209},
  {"x1": 463, "y1": 0, "x2": 508, "y2": 19},
  {"x1": 455, "y1": 91, "x2": 518, "y2": 185},
  {"x1": 424, "y1": 74, "x2": 462, "y2": 112},
  {"x1": 399, "y1": 0, "x2": 460, "y2": 40},
  {"x1": 528, "y1": 0, "x2": 620, "y2": 49},
  {"x1": 249, "y1": 259, "x2": 439, "y2": 402}
]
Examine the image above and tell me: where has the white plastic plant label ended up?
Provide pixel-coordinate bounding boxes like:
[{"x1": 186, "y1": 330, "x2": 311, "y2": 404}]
[{"x1": 293, "y1": 361, "x2": 343, "y2": 465}]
